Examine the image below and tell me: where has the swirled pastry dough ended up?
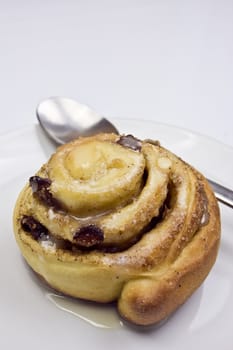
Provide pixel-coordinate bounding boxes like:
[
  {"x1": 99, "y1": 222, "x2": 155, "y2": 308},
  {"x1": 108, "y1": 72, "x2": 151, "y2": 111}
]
[{"x1": 13, "y1": 133, "x2": 220, "y2": 326}]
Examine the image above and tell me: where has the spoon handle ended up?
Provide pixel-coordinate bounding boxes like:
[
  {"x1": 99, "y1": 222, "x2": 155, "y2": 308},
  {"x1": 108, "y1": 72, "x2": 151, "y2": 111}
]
[{"x1": 208, "y1": 179, "x2": 233, "y2": 208}]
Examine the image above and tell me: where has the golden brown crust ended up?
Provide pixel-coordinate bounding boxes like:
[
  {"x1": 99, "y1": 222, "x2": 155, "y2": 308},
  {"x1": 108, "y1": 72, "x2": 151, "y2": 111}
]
[
  {"x1": 13, "y1": 133, "x2": 221, "y2": 326},
  {"x1": 118, "y1": 178, "x2": 220, "y2": 325}
]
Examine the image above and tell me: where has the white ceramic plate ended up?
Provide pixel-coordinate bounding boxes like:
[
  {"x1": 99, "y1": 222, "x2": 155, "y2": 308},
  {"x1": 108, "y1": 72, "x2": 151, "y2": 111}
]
[{"x1": 0, "y1": 119, "x2": 232, "y2": 350}]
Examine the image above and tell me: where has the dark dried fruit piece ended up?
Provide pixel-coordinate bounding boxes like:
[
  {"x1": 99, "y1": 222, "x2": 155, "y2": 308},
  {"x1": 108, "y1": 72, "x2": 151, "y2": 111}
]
[
  {"x1": 21, "y1": 215, "x2": 48, "y2": 240},
  {"x1": 29, "y1": 176, "x2": 51, "y2": 192},
  {"x1": 73, "y1": 224, "x2": 104, "y2": 248},
  {"x1": 29, "y1": 176, "x2": 61, "y2": 208},
  {"x1": 117, "y1": 134, "x2": 142, "y2": 151}
]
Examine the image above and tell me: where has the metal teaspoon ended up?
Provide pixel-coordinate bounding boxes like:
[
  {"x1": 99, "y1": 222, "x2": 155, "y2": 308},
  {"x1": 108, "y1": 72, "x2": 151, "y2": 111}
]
[{"x1": 36, "y1": 96, "x2": 233, "y2": 208}]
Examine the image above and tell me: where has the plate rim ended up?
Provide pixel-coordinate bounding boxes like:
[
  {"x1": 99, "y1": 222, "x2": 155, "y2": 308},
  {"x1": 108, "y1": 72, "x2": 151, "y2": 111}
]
[{"x1": 0, "y1": 118, "x2": 232, "y2": 152}]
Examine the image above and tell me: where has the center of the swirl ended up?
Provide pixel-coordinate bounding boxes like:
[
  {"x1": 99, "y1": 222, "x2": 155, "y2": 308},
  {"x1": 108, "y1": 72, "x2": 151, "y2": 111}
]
[
  {"x1": 48, "y1": 139, "x2": 146, "y2": 216},
  {"x1": 65, "y1": 141, "x2": 127, "y2": 182},
  {"x1": 64, "y1": 140, "x2": 142, "y2": 184}
]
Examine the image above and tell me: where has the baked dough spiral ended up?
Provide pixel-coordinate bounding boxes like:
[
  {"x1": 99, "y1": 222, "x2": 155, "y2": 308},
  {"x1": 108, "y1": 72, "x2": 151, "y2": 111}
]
[{"x1": 13, "y1": 133, "x2": 220, "y2": 326}]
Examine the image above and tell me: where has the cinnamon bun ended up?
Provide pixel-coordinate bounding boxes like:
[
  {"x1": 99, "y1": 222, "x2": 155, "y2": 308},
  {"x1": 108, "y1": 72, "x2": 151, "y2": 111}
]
[{"x1": 13, "y1": 133, "x2": 221, "y2": 326}]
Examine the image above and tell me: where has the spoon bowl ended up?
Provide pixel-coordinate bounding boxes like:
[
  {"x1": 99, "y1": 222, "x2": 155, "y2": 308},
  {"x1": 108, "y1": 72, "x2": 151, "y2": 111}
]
[{"x1": 37, "y1": 97, "x2": 119, "y2": 144}]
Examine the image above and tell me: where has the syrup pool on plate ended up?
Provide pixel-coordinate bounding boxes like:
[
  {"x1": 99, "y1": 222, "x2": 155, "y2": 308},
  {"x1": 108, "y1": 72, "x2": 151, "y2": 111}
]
[{"x1": 46, "y1": 292, "x2": 124, "y2": 329}]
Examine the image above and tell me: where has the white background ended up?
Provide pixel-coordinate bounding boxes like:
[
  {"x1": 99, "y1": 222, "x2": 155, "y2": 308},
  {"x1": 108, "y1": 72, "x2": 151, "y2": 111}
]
[{"x1": 0, "y1": 0, "x2": 233, "y2": 147}]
